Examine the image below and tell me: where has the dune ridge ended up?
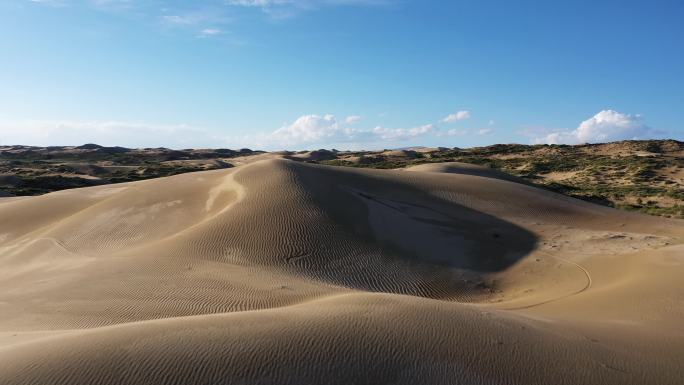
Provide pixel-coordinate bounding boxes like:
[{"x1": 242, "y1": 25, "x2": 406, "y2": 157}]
[{"x1": 1, "y1": 158, "x2": 682, "y2": 384}]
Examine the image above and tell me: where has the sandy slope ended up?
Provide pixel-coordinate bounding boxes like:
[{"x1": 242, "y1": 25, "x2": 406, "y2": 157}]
[
  {"x1": 0, "y1": 158, "x2": 682, "y2": 384},
  {"x1": 405, "y1": 161, "x2": 526, "y2": 184}
]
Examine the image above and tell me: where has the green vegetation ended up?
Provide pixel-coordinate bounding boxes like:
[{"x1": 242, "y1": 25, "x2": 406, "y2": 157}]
[
  {"x1": 0, "y1": 145, "x2": 258, "y2": 196},
  {"x1": 317, "y1": 140, "x2": 684, "y2": 219}
]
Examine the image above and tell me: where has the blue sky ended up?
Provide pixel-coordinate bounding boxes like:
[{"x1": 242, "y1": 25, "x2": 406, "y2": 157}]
[{"x1": 0, "y1": 0, "x2": 682, "y2": 150}]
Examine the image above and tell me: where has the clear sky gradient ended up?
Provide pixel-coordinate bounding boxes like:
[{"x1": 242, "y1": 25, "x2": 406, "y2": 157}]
[{"x1": 1, "y1": 0, "x2": 682, "y2": 150}]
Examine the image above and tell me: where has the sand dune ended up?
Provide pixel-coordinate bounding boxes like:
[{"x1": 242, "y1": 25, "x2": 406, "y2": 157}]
[
  {"x1": 405, "y1": 161, "x2": 527, "y2": 184},
  {"x1": 1, "y1": 158, "x2": 682, "y2": 384}
]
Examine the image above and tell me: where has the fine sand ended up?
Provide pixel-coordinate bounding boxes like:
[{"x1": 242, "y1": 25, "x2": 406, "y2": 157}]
[{"x1": 0, "y1": 157, "x2": 682, "y2": 384}]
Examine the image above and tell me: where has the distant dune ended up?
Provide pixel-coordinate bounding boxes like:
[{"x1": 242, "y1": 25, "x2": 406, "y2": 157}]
[
  {"x1": 405, "y1": 161, "x2": 526, "y2": 184},
  {"x1": 0, "y1": 156, "x2": 683, "y2": 384}
]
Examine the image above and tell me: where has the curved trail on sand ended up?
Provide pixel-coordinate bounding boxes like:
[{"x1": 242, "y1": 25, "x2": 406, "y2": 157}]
[{"x1": 500, "y1": 251, "x2": 593, "y2": 311}]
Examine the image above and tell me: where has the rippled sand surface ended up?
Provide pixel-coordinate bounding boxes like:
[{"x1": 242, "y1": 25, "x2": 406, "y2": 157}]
[{"x1": 1, "y1": 158, "x2": 682, "y2": 384}]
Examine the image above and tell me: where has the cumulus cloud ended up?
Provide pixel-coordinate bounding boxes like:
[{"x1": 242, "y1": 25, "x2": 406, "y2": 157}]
[
  {"x1": 269, "y1": 114, "x2": 340, "y2": 144},
  {"x1": 533, "y1": 110, "x2": 655, "y2": 145},
  {"x1": 345, "y1": 115, "x2": 362, "y2": 124},
  {"x1": 442, "y1": 110, "x2": 471, "y2": 123},
  {"x1": 233, "y1": 109, "x2": 497, "y2": 149},
  {"x1": 239, "y1": 114, "x2": 440, "y2": 149}
]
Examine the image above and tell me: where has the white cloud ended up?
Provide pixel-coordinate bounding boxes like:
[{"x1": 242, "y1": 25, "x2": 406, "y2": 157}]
[
  {"x1": 162, "y1": 15, "x2": 195, "y2": 25},
  {"x1": 442, "y1": 110, "x2": 471, "y2": 123},
  {"x1": 441, "y1": 127, "x2": 491, "y2": 137},
  {"x1": 269, "y1": 114, "x2": 340, "y2": 144},
  {"x1": 239, "y1": 114, "x2": 440, "y2": 149},
  {"x1": 345, "y1": 115, "x2": 362, "y2": 124},
  {"x1": 198, "y1": 28, "x2": 223, "y2": 37},
  {"x1": 533, "y1": 110, "x2": 654, "y2": 145},
  {"x1": 446, "y1": 128, "x2": 467, "y2": 136},
  {"x1": 371, "y1": 124, "x2": 434, "y2": 140},
  {"x1": 0, "y1": 120, "x2": 220, "y2": 149},
  {"x1": 1, "y1": 109, "x2": 499, "y2": 151},
  {"x1": 236, "y1": 109, "x2": 511, "y2": 149}
]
